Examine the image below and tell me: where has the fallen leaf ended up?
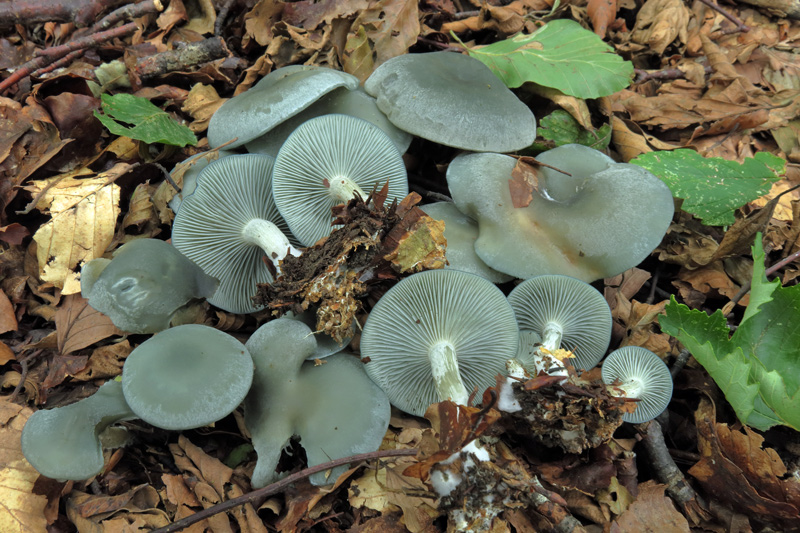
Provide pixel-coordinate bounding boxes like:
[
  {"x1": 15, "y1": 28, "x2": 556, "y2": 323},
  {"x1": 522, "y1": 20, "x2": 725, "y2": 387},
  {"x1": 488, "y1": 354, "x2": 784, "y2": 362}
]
[
  {"x1": 29, "y1": 165, "x2": 126, "y2": 294},
  {"x1": 0, "y1": 341, "x2": 14, "y2": 365},
  {"x1": 343, "y1": 25, "x2": 374, "y2": 82},
  {"x1": 0, "y1": 400, "x2": 48, "y2": 533},
  {"x1": 588, "y1": 0, "x2": 617, "y2": 38},
  {"x1": 71, "y1": 340, "x2": 131, "y2": 381},
  {"x1": 0, "y1": 289, "x2": 17, "y2": 333},
  {"x1": 353, "y1": 0, "x2": 420, "y2": 67},
  {"x1": 508, "y1": 158, "x2": 539, "y2": 208},
  {"x1": 629, "y1": 0, "x2": 689, "y2": 55},
  {"x1": 55, "y1": 293, "x2": 123, "y2": 355},
  {"x1": 610, "y1": 480, "x2": 690, "y2": 532}
]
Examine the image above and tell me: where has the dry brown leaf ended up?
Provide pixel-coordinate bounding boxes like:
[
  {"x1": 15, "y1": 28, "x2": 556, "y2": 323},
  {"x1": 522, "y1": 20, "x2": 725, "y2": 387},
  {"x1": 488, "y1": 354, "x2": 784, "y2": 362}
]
[
  {"x1": 0, "y1": 400, "x2": 48, "y2": 533},
  {"x1": 182, "y1": 83, "x2": 224, "y2": 133},
  {"x1": 71, "y1": 339, "x2": 131, "y2": 381},
  {"x1": 184, "y1": 0, "x2": 216, "y2": 34},
  {"x1": 588, "y1": 0, "x2": 617, "y2": 38},
  {"x1": 283, "y1": 0, "x2": 371, "y2": 29},
  {"x1": 55, "y1": 293, "x2": 123, "y2": 355},
  {"x1": 630, "y1": 0, "x2": 689, "y2": 54},
  {"x1": 0, "y1": 340, "x2": 14, "y2": 365},
  {"x1": 0, "y1": 289, "x2": 17, "y2": 334},
  {"x1": 121, "y1": 182, "x2": 160, "y2": 235},
  {"x1": 243, "y1": 0, "x2": 285, "y2": 47},
  {"x1": 508, "y1": 158, "x2": 539, "y2": 208},
  {"x1": 343, "y1": 25, "x2": 374, "y2": 82},
  {"x1": 29, "y1": 165, "x2": 125, "y2": 294},
  {"x1": 610, "y1": 480, "x2": 690, "y2": 532},
  {"x1": 689, "y1": 399, "x2": 800, "y2": 527},
  {"x1": 353, "y1": 0, "x2": 420, "y2": 67}
]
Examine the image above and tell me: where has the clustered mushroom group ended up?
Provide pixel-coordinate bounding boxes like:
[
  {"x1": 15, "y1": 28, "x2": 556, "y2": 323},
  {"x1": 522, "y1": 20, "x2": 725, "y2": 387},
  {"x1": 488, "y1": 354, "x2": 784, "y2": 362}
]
[{"x1": 22, "y1": 52, "x2": 676, "y2": 491}]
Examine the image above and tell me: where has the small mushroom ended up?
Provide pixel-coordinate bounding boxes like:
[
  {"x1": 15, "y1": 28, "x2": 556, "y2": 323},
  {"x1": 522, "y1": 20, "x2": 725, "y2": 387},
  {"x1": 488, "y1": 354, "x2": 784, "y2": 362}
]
[
  {"x1": 360, "y1": 269, "x2": 519, "y2": 416},
  {"x1": 245, "y1": 87, "x2": 412, "y2": 156},
  {"x1": 21, "y1": 381, "x2": 136, "y2": 480},
  {"x1": 364, "y1": 51, "x2": 536, "y2": 152},
  {"x1": 272, "y1": 114, "x2": 408, "y2": 246},
  {"x1": 601, "y1": 346, "x2": 672, "y2": 423},
  {"x1": 208, "y1": 65, "x2": 359, "y2": 149},
  {"x1": 446, "y1": 145, "x2": 675, "y2": 281},
  {"x1": 245, "y1": 318, "x2": 391, "y2": 486},
  {"x1": 171, "y1": 154, "x2": 300, "y2": 313},
  {"x1": 421, "y1": 202, "x2": 512, "y2": 283},
  {"x1": 81, "y1": 238, "x2": 218, "y2": 334},
  {"x1": 507, "y1": 275, "x2": 612, "y2": 375},
  {"x1": 121, "y1": 324, "x2": 254, "y2": 430}
]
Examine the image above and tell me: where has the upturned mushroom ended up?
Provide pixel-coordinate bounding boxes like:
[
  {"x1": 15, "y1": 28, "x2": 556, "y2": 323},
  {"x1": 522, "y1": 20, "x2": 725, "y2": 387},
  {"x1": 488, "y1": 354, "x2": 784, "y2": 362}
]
[
  {"x1": 171, "y1": 153, "x2": 300, "y2": 313},
  {"x1": 601, "y1": 346, "x2": 673, "y2": 423},
  {"x1": 121, "y1": 324, "x2": 254, "y2": 430},
  {"x1": 360, "y1": 269, "x2": 519, "y2": 416},
  {"x1": 81, "y1": 238, "x2": 218, "y2": 334},
  {"x1": 271, "y1": 114, "x2": 409, "y2": 246},
  {"x1": 208, "y1": 65, "x2": 359, "y2": 149},
  {"x1": 364, "y1": 51, "x2": 537, "y2": 152},
  {"x1": 446, "y1": 145, "x2": 675, "y2": 281},
  {"x1": 245, "y1": 318, "x2": 391, "y2": 486},
  {"x1": 507, "y1": 275, "x2": 612, "y2": 375},
  {"x1": 21, "y1": 381, "x2": 136, "y2": 480}
]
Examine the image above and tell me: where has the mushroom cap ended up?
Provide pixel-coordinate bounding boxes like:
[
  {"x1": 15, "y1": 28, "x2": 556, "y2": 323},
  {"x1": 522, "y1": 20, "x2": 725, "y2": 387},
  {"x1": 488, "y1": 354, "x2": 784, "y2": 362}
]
[
  {"x1": 507, "y1": 275, "x2": 612, "y2": 371},
  {"x1": 286, "y1": 308, "x2": 352, "y2": 359},
  {"x1": 360, "y1": 269, "x2": 519, "y2": 416},
  {"x1": 245, "y1": 318, "x2": 390, "y2": 487},
  {"x1": 81, "y1": 238, "x2": 218, "y2": 334},
  {"x1": 245, "y1": 87, "x2": 412, "y2": 156},
  {"x1": 601, "y1": 346, "x2": 672, "y2": 423},
  {"x1": 21, "y1": 380, "x2": 136, "y2": 480},
  {"x1": 515, "y1": 329, "x2": 543, "y2": 372},
  {"x1": 364, "y1": 51, "x2": 536, "y2": 152},
  {"x1": 208, "y1": 65, "x2": 359, "y2": 149},
  {"x1": 169, "y1": 150, "x2": 233, "y2": 214},
  {"x1": 446, "y1": 146, "x2": 674, "y2": 281},
  {"x1": 421, "y1": 202, "x2": 513, "y2": 283},
  {"x1": 272, "y1": 114, "x2": 408, "y2": 246},
  {"x1": 171, "y1": 154, "x2": 294, "y2": 314},
  {"x1": 122, "y1": 324, "x2": 254, "y2": 430}
]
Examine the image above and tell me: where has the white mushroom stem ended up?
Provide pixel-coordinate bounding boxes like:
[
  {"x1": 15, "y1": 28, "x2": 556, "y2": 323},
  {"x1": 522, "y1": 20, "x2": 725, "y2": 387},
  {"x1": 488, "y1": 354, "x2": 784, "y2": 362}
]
[
  {"x1": 327, "y1": 176, "x2": 366, "y2": 203},
  {"x1": 428, "y1": 340, "x2": 470, "y2": 406},
  {"x1": 535, "y1": 322, "x2": 568, "y2": 378},
  {"x1": 241, "y1": 219, "x2": 302, "y2": 270}
]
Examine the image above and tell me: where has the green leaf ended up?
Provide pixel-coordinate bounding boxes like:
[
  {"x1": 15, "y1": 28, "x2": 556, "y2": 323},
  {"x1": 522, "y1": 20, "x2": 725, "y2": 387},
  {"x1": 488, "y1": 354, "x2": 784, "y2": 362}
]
[
  {"x1": 660, "y1": 234, "x2": 800, "y2": 431},
  {"x1": 538, "y1": 110, "x2": 611, "y2": 150},
  {"x1": 631, "y1": 149, "x2": 783, "y2": 226},
  {"x1": 93, "y1": 93, "x2": 197, "y2": 147},
  {"x1": 456, "y1": 19, "x2": 633, "y2": 98}
]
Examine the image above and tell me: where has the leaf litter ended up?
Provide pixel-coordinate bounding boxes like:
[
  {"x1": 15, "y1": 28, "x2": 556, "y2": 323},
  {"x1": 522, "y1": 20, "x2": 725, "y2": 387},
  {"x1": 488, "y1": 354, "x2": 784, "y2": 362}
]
[{"x1": 0, "y1": 0, "x2": 800, "y2": 531}]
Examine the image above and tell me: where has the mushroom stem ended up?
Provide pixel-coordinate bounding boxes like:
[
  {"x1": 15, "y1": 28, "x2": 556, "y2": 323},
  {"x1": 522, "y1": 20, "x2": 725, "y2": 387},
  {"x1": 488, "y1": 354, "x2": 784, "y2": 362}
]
[
  {"x1": 428, "y1": 341, "x2": 470, "y2": 405},
  {"x1": 534, "y1": 322, "x2": 568, "y2": 377},
  {"x1": 327, "y1": 176, "x2": 366, "y2": 203},
  {"x1": 241, "y1": 218, "x2": 302, "y2": 268}
]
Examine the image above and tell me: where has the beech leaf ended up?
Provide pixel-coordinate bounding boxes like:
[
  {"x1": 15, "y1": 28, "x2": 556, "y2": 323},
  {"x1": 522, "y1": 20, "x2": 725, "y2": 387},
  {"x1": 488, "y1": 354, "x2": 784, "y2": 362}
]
[
  {"x1": 94, "y1": 93, "x2": 197, "y2": 147},
  {"x1": 457, "y1": 19, "x2": 633, "y2": 98}
]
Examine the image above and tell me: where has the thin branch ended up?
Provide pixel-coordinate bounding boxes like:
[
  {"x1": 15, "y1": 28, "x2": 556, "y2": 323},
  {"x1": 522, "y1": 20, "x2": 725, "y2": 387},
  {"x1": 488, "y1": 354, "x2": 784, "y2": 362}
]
[
  {"x1": 697, "y1": 0, "x2": 750, "y2": 33},
  {"x1": 150, "y1": 448, "x2": 419, "y2": 533}
]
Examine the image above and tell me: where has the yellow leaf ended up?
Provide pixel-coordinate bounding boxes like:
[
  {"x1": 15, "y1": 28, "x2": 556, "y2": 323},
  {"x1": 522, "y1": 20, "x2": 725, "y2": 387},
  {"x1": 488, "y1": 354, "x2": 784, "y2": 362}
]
[
  {"x1": 30, "y1": 165, "x2": 125, "y2": 294},
  {"x1": 0, "y1": 400, "x2": 48, "y2": 533}
]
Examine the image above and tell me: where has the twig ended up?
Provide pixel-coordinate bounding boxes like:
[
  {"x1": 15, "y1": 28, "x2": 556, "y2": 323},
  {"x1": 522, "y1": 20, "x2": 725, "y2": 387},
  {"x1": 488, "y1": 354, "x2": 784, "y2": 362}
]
[
  {"x1": 635, "y1": 65, "x2": 713, "y2": 84},
  {"x1": 725, "y1": 240, "x2": 800, "y2": 313},
  {"x1": 697, "y1": 0, "x2": 750, "y2": 32},
  {"x1": 215, "y1": 0, "x2": 238, "y2": 35},
  {"x1": 0, "y1": 0, "x2": 126, "y2": 28},
  {"x1": 150, "y1": 448, "x2": 419, "y2": 533},
  {"x1": 416, "y1": 36, "x2": 463, "y2": 52},
  {"x1": 8, "y1": 358, "x2": 28, "y2": 402},
  {"x1": 0, "y1": 22, "x2": 139, "y2": 93},
  {"x1": 637, "y1": 420, "x2": 709, "y2": 523},
  {"x1": 670, "y1": 349, "x2": 691, "y2": 379}
]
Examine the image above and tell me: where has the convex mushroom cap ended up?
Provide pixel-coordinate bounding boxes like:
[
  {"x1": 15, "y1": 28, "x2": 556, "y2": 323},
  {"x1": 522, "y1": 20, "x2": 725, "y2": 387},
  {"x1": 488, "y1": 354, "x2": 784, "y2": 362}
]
[
  {"x1": 272, "y1": 114, "x2": 408, "y2": 246},
  {"x1": 446, "y1": 145, "x2": 675, "y2": 281},
  {"x1": 245, "y1": 87, "x2": 412, "y2": 156},
  {"x1": 169, "y1": 150, "x2": 233, "y2": 213},
  {"x1": 244, "y1": 318, "x2": 390, "y2": 486},
  {"x1": 21, "y1": 380, "x2": 136, "y2": 480},
  {"x1": 364, "y1": 51, "x2": 536, "y2": 152},
  {"x1": 601, "y1": 346, "x2": 673, "y2": 423},
  {"x1": 81, "y1": 238, "x2": 218, "y2": 334},
  {"x1": 171, "y1": 154, "x2": 300, "y2": 313},
  {"x1": 121, "y1": 324, "x2": 254, "y2": 430},
  {"x1": 360, "y1": 269, "x2": 519, "y2": 416},
  {"x1": 208, "y1": 65, "x2": 359, "y2": 149},
  {"x1": 421, "y1": 202, "x2": 512, "y2": 283},
  {"x1": 507, "y1": 275, "x2": 612, "y2": 373}
]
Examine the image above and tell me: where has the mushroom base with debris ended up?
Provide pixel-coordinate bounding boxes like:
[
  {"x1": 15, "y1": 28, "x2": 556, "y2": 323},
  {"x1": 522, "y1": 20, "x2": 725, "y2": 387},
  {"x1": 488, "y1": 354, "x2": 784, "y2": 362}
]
[
  {"x1": 497, "y1": 367, "x2": 631, "y2": 454},
  {"x1": 253, "y1": 185, "x2": 446, "y2": 343}
]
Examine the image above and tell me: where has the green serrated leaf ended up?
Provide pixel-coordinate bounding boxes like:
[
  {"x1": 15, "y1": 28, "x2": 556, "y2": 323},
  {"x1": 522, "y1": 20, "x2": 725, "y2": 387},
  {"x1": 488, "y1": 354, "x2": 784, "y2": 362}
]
[
  {"x1": 94, "y1": 93, "x2": 197, "y2": 147},
  {"x1": 660, "y1": 234, "x2": 800, "y2": 431},
  {"x1": 631, "y1": 149, "x2": 783, "y2": 226},
  {"x1": 455, "y1": 19, "x2": 633, "y2": 98},
  {"x1": 538, "y1": 110, "x2": 611, "y2": 150}
]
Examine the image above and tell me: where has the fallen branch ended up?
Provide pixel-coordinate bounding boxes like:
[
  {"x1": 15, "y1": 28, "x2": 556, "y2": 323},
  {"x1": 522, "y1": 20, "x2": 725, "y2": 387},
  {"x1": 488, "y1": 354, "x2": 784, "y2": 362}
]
[
  {"x1": 0, "y1": 0, "x2": 124, "y2": 28},
  {"x1": 697, "y1": 0, "x2": 750, "y2": 32},
  {"x1": 133, "y1": 36, "x2": 229, "y2": 81},
  {"x1": 150, "y1": 448, "x2": 420, "y2": 533}
]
